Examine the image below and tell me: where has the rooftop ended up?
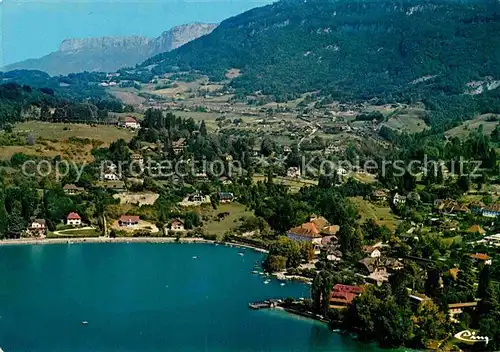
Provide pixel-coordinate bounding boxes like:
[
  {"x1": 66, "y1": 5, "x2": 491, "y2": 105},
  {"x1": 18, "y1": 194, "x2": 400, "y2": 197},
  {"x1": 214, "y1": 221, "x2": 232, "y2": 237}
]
[
  {"x1": 67, "y1": 212, "x2": 81, "y2": 220},
  {"x1": 288, "y1": 222, "x2": 321, "y2": 238},
  {"x1": 119, "y1": 215, "x2": 140, "y2": 223},
  {"x1": 124, "y1": 116, "x2": 137, "y2": 123},
  {"x1": 470, "y1": 253, "x2": 491, "y2": 261}
]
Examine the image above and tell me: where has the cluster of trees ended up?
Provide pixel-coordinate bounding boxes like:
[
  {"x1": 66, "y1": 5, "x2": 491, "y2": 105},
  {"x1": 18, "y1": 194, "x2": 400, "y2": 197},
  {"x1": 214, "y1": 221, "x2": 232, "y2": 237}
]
[
  {"x1": 266, "y1": 236, "x2": 314, "y2": 271},
  {"x1": 0, "y1": 183, "x2": 38, "y2": 238}
]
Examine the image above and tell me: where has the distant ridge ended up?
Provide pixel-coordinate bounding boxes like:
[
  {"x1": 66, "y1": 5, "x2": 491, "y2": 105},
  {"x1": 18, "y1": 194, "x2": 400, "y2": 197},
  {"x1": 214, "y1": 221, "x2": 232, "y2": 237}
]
[{"x1": 3, "y1": 23, "x2": 217, "y2": 76}]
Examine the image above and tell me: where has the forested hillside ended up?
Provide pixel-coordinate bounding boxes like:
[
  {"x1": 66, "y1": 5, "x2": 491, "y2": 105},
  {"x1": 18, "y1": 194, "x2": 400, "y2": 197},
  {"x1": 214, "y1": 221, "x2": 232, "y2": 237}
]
[
  {"x1": 140, "y1": 0, "x2": 500, "y2": 128},
  {"x1": 0, "y1": 81, "x2": 128, "y2": 128},
  {"x1": 0, "y1": 70, "x2": 108, "y2": 100}
]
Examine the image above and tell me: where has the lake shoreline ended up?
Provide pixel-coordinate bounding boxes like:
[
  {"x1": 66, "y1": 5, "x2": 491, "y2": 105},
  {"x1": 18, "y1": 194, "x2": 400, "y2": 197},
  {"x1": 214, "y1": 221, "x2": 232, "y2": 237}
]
[{"x1": 0, "y1": 236, "x2": 269, "y2": 253}]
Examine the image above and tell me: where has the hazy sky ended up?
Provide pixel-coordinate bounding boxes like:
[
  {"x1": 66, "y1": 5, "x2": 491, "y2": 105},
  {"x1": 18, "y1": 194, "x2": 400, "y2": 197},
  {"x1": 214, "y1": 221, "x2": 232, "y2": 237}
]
[{"x1": 0, "y1": 0, "x2": 271, "y2": 66}]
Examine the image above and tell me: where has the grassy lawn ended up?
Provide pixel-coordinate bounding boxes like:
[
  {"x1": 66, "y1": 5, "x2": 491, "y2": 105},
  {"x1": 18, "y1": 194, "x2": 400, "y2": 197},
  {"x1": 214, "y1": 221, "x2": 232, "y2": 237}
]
[
  {"x1": 48, "y1": 228, "x2": 100, "y2": 237},
  {"x1": 441, "y1": 235, "x2": 462, "y2": 247},
  {"x1": 350, "y1": 172, "x2": 377, "y2": 184},
  {"x1": 0, "y1": 121, "x2": 136, "y2": 161},
  {"x1": 14, "y1": 121, "x2": 134, "y2": 144},
  {"x1": 200, "y1": 202, "x2": 254, "y2": 236},
  {"x1": 446, "y1": 114, "x2": 499, "y2": 138},
  {"x1": 349, "y1": 196, "x2": 399, "y2": 232}
]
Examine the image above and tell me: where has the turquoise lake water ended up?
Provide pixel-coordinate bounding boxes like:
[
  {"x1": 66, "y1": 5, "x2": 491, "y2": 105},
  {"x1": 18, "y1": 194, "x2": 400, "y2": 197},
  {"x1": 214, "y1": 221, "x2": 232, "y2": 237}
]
[{"x1": 0, "y1": 243, "x2": 379, "y2": 351}]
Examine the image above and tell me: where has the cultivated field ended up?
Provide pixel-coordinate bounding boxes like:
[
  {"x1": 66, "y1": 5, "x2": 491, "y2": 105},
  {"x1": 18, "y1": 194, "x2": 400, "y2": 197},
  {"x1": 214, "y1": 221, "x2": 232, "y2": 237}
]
[
  {"x1": 108, "y1": 87, "x2": 146, "y2": 105},
  {"x1": 383, "y1": 106, "x2": 429, "y2": 133},
  {"x1": 446, "y1": 114, "x2": 499, "y2": 138},
  {"x1": 0, "y1": 121, "x2": 135, "y2": 162},
  {"x1": 13, "y1": 121, "x2": 134, "y2": 143}
]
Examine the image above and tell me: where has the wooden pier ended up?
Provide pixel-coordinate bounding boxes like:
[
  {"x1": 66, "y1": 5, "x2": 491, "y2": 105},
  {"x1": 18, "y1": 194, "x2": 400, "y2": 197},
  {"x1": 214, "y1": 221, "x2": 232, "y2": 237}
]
[{"x1": 248, "y1": 299, "x2": 282, "y2": 310}]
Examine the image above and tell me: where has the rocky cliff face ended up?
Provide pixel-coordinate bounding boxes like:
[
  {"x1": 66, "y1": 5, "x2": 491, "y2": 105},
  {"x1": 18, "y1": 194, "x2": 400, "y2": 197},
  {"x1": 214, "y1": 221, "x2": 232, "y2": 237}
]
[
  {"x1": 4, "y1": 23, "x2": 217, "y2": 76},
  {"x1": 59, "y1": 36, "x2": 153, "y2": 53},
  {"x1": 152, "y1": 23, "x2": 217, "y2": 53}
]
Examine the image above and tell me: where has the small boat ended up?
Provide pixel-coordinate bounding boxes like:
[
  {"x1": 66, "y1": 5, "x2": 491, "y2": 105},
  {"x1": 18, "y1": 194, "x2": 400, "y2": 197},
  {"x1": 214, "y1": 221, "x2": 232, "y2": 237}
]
[
  {"x1": 280, "y1": 283, "x2": 285, "y2": 286},
  {"x1": 192, "y1": 256, "x2": 198, "y2": 259},
  {"x1": 263, "y1": 279, "x2": 271, "y2": 284},
  {"x1": 238, "y1": 252, "x2": 244, "y2": 256},
  {"x1": 252, "y1": 270, "x2": 259, "y2": 274},
  {"x1": 81, "y1": 321, "x2": 88, "y2": 325}
]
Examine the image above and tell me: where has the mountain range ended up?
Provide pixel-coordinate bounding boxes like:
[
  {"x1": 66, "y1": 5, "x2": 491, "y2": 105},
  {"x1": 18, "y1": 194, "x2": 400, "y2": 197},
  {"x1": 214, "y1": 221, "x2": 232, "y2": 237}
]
[
  {"x1": 139, "y1": 0, "x2": 500, "y2": 104},
  {"x1": 3, "y1": 23, "x2": 217, "y2": 76}
]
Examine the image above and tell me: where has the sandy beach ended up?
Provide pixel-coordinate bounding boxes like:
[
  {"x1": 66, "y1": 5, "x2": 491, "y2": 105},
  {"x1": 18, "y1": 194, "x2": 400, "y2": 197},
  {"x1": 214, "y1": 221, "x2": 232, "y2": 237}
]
[{"x1": 0, "y1": 236, "x2": 269, "y2": 253}]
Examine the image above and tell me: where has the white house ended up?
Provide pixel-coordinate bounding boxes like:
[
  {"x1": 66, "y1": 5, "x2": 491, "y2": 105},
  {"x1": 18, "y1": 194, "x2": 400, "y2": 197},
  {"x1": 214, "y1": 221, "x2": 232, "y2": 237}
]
[
  {"x1": 103, "y1": 173, "x2": 121, "y2": 181},
  {"x1": 287, "y1": 167, "x2": 301, "y2": 178},
  {"x1": 66, "y1": 212, "x2": 82, "y2": 226},
  {"x1": 482, "y1": 204, "x2": 500, "y2": 218},
  {"x1": 363, "y1": 246, "x2": 381, "y2": 258},
  {"x1": 27, "y1": 219, "x2": 47, "y2": 238},
  {"x1": 119, "y1": 116, "x2": 140, "y2": 129},
  {"x1": 393, "y1": 193, "x2": 407, "y2": 206}
]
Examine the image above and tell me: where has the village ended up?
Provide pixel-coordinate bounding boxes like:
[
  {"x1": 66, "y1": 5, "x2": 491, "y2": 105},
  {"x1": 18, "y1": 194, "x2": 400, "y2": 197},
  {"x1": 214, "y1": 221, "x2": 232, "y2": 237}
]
[{"x1": 1, "y1": 83, "x2": 499, "y2": 349}]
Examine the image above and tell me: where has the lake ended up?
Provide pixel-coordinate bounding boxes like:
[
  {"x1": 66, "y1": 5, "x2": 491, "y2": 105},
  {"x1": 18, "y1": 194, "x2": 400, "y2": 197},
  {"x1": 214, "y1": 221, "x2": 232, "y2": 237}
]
[{"x1": 0, "y1": 243, "x2": 379, "y2": 351}]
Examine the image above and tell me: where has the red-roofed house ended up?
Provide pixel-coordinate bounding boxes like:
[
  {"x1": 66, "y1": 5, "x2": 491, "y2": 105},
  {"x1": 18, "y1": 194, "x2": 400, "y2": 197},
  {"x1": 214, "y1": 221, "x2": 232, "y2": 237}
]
[
  {"x1": 66, "y1": 212, "x2": 81, "y2": 226},
  {"x1": 119, "y1": 116, "x2": 140, "y2": 129},
  {"x1": 119, "y1": 215, "x2": 140, "y2": 227},
  {"x1": 329, "y1": 284, "x2": 365, "y2": 309}
]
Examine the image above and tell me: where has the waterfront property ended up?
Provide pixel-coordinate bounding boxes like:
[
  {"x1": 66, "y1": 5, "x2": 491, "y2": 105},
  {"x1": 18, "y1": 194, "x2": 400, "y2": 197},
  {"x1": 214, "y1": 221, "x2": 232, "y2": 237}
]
[
  {"x1": 168, "y1": 218, "x2": 185, "y2": 232},
  {"x1": 329, "y1": 284, "x2": 365, "y2": 309},
  {"x1": 26, "y1": 219, "x2": 47, "y2": 238},
  {"x1": 287, "y1": 215, "x2": 340, "y2": 253},
  {"x1": 118, "y1": 215, "x2": 140, "y2": 227},
  {"x1": 66, "y1": 212, "x2": 82, "y2": 226},
  {"x1": 287, "y1": 223, "x2": 322, "y2": 246}
]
